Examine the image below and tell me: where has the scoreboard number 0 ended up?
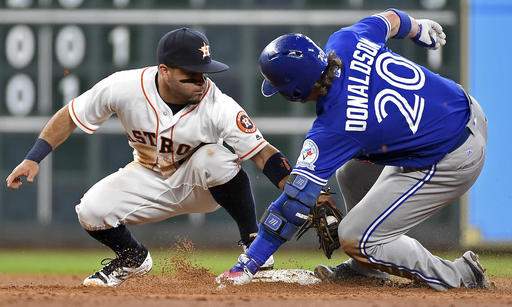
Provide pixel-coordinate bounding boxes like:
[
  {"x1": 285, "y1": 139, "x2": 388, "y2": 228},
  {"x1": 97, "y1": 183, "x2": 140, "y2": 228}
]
[
  {"x1": 55, "y1": 26, "x2": 86, "y2": 69},
  {"x1": 6, "y1": 74, "x2": 35, "y2": 116},
  {"x1": 5, "y1": 25, "x2": 35, "y2": 69},
  {"x1": 3, "y1": 21, "x2": 132, "y2": 115}
]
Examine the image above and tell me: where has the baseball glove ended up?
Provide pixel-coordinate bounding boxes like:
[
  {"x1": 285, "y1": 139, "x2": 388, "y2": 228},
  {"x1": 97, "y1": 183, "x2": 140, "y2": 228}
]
[{"x1": 296, "y1": 187, "x2": 343, "y2": 259}]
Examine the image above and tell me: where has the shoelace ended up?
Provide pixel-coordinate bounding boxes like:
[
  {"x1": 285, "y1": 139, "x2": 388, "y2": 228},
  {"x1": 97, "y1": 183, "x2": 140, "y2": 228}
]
[{"x1": 99, "y1": 257, "x2": 126, "y2": 277}]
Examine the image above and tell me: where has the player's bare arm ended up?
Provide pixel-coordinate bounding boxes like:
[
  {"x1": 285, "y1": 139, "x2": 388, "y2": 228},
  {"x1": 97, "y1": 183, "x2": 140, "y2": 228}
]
[
  {"x1": 5, "y1": 106, "x2": 76, "y2": 189},
  {"x1": 40, "y1": 105, "x2": 77, "y2": 148},
  {"x1": 379, "y1": 9, "x2": 446, "y2": 49},
  {"x1": 250, "y1": 144, "x2": 290, "y2": 190}
]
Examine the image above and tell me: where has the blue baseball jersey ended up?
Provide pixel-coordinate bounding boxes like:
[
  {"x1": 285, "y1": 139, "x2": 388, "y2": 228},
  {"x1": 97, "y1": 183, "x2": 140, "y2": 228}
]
[{"x1": 292, "y1": 15, "x2": 470, "y2": 186}]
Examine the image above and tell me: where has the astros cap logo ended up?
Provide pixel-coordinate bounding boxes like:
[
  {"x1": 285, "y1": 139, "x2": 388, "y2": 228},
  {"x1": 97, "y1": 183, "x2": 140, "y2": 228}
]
[
  {"x1": 156, "y1": 28, "x2": 228, "y2": 73},
  {"x1": 199, "y1": 42, "x2": 210, "y2": 59}
]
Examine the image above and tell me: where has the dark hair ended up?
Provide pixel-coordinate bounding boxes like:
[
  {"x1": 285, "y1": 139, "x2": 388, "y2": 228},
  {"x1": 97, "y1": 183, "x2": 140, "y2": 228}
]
[{"x1": 312, "y1": 51, "x2": 342, "y2": 97}]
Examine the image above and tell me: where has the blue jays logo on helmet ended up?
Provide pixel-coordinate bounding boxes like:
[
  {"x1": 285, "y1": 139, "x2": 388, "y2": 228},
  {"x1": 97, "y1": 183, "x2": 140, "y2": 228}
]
[{"x1": 259, "y1": 34, "x2": 328, "y2": 102}]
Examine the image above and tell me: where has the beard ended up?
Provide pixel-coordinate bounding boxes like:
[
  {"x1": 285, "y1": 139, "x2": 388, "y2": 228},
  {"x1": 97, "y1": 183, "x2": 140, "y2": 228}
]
[
  {"x1": 185, "y1": 97, "x2": 201, "y2": 105},
  {"x1": 186, "y1": 98, "x2": 201, "y2": 105},
  {"x1": 185, "y1": 89, "x2": 205, "y2": 105}
]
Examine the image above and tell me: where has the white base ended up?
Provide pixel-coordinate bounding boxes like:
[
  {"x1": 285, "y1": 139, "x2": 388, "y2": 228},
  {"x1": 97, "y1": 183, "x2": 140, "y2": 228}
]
[{"x1": 252, "y1": 269, "x2": 321, "y2": 285}]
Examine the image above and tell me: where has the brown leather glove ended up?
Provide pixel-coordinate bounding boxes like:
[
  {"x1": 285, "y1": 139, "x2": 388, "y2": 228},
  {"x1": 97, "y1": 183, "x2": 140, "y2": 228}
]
[{"x1": 296, "y1": 187, "x2": 343, "y2": 259}]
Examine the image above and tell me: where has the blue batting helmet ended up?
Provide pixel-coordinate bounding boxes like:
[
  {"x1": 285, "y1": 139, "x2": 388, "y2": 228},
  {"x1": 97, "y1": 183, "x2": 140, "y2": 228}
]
[{"x1": 259, "y1": 34, "x2": 328, "y2": 102}]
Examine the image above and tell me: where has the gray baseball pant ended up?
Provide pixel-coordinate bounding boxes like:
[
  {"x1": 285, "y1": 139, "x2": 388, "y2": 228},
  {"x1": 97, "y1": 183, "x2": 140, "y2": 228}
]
[{"x1": 336, "y1": 96, "x2": 487, "y2": 290}]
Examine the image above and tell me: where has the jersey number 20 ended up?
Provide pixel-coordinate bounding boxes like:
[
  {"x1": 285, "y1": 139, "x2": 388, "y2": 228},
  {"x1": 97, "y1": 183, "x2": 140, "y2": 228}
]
[{"x1": 374, "y1": 52, "x2": 426, "y2": 134}]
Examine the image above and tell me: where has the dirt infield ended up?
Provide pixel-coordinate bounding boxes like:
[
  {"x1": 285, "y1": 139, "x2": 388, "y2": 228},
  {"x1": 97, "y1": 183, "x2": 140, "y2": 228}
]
[
  {"x1": 2, "y1": 245, "x2": 511, "y2": 307},
  {"x1": 1, "y1": 273, "x2": 512, "y2": 307}
]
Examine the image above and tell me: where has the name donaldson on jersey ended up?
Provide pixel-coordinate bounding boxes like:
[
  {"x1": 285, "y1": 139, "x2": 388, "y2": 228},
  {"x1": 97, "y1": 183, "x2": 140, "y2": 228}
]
[{"x1": 345, "y1": 37, "x2": 380, "y2": 132}]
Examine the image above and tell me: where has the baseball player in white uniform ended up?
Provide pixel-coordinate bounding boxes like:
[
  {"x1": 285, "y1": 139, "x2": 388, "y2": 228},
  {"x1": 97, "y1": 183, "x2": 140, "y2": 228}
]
[{"x1": 6, "y1": 28, "x2": 293, "y2": 287}]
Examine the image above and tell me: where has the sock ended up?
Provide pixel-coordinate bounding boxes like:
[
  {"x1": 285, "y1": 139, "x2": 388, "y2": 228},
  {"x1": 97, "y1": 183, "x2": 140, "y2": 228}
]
[
  {"x1": 209, "y1": 169, "x2": 258, "y2": 245},
  {"x1": 86, "y1": 224, "x2": 147, "y2": 267},
  {"x1": 245, "y1": 226, "x2": 285, "y2": 267}
]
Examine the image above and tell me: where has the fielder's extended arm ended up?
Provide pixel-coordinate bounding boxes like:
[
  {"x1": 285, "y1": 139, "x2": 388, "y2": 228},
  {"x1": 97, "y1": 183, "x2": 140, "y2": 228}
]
[
  {"x1": 39, "y1": 105, "x2": 77, "y2": 149},
  {"x1": 250, "y1": 144, "x2": 291, "y2": 190},
  {"x1": 5, "y1": 106, "x2": 77, "y2": 189}
]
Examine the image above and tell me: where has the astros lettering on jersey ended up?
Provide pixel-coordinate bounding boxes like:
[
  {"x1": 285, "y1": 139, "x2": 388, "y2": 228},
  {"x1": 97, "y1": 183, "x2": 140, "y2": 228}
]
[{"x1": 68, "y1": 66, "x2": 268, "y2": 177}]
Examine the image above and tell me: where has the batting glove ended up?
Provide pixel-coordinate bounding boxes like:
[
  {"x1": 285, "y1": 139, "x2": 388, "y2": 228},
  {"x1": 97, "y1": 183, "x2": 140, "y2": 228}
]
[{"x1": 412, "y1": 19, "x2": 446, "y2": 50}]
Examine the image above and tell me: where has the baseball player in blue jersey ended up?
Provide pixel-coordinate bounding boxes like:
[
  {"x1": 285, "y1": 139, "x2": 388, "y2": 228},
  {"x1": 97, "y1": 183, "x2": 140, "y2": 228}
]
[{"x1": 218, "y1": 9, "x2": 490, "y2": 290}]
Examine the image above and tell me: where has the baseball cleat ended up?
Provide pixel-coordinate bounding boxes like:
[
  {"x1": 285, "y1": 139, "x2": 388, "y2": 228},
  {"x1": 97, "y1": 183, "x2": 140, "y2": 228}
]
[
  {"x1": 83, "y1": 251, "x2": 153, "y2": 287},
  {"x1": 216, "y1": 269, "x2": 254, "y2": 286},
  {"x1": 462, "y1": 251, "x2": 490, "y2": 289},
  {"x1": 314, "y1": 263, "x2": 390, "y2": 283},
  {"x1": 215, "y1": 254, "x2": 258, "y2": 286},
  {"x1": 260, "y1": 255, "x2": 275, "y2": 270},
  {"x1": 314, "y1": 264, "x2": 336, "y2": 281},
  {"x1": 314, "y1": 263, "x2": 359, "y2": 281}
]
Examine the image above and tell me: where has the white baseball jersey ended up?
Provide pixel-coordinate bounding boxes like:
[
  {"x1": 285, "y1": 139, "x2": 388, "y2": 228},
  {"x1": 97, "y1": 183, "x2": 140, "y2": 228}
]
[{"x1": 68, "y1": 66, "x2": 268, "y2": 177}]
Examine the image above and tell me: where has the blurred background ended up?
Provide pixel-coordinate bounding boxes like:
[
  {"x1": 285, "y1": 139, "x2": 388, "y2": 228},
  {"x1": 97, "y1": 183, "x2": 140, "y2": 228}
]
[{"x1": 0, "y1": 0, "x2": 509, "y2": 250}]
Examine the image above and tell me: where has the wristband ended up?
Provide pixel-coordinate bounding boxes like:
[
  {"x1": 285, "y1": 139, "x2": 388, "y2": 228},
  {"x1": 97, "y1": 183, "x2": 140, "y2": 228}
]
[
  {"x1": 387, "y1": 8, "x2": 412, "y2": 39},
  {"x1": 412, "y1": 23, "x2": 423, "y2": 42},
  {"x1": 25, "y1": 138, "x2": 53, "y2": 163},
  {"x1": 263, "y1": 152, "x2": 292, "y2": 188}
]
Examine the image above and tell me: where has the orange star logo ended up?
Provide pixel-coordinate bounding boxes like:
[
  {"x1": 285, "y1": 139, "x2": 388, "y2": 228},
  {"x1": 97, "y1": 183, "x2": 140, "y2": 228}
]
[{"x1": 199, "y1": 42, "x2": 210, "y2": 59}]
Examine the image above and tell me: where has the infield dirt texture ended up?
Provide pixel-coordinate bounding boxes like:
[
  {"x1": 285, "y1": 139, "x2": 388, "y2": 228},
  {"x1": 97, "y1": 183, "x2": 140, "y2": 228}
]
[{"x1": 1, "y1": 244, "x2": 512, "y2": 307}]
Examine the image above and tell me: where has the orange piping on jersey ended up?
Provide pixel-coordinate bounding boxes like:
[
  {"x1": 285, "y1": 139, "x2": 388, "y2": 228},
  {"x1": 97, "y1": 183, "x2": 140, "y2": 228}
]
[
  {"x1": 70, "y1": 98, "x2": 96, "y2": 133},
  {"x1": 169, "y1": 80, "x2": 211, "y2": 165},
  {"x1": 239, "y1": 140, "x2": 267, "y2": 160},
  {"x1": 140, "y1": 67, "x2": 160, "y2": 165}
]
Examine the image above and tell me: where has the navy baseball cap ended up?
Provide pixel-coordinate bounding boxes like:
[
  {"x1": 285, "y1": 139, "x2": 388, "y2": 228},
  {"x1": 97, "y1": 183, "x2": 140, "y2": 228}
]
[{"x1": 157, "y1": 27, "x2": 229, "y2": 73}]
